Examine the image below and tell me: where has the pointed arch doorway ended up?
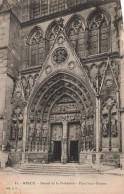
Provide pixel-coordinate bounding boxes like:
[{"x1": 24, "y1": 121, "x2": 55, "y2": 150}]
[
  {"x1": 27, "y1": 73, "x2": 95, "y2": 164},
  {"x1": 50, "y1": 94, "x2": 82, "y2": 163}
]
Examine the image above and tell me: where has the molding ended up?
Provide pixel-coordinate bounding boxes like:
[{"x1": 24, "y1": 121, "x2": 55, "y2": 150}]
[
  {"x1": 7, "y1": 72, "x2": 16, "y2": 81},
  {"x1": 0, "y1": 46, "x2": 8, "y2": 50},
  {"x1": 21, "y1": 66, "x2": 42, "y2": 75},
  {"x1": 0, "y1": 9, "x2": 21, "y2": 25},
  {"x1": 80, "y1": 51, "x2": 120, "y2": 64}
]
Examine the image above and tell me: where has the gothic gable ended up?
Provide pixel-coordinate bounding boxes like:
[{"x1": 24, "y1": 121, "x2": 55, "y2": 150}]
[
  {"x1": 100, "y1": 59, "x2": 119, "y2": 94},
  {"x1": 29, "y1": 24, "x2": 95, "y2": 102}
]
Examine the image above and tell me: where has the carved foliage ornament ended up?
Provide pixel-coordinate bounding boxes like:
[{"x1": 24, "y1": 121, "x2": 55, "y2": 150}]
[
  {"x1": 45, "y1": 65, "x2": 52, "y2": 74},
  {"x1": 68, "y1": 61, "x2": 75, "y2": 70},
  {"x1": 68, "y1": 18, "x2": 85, "y2": 35},
  {"x1": 30, "y1": 29, "x2": 43, "y2": 45},
  {"x1": 57, "y1": 35, "x2": 65, "y2": 44},
  {"x1": 89, "y1": 13, "x2": 109, "y2": 30}
]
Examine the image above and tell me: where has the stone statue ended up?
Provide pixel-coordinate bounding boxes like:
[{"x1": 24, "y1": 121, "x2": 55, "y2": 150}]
[{"x1": 102, "y1": 119, "x2": 108, "y2": 138}]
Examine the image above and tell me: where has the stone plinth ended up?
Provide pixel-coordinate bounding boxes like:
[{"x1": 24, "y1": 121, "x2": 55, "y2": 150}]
[
  {"x1": 61, "y1": 155, "x2": 68, "y2": 164},
  {"x1": 27, "y1": 151, "x2": 48, "y2": 164},
  {"x1": 100, "y1": 152, "x2": 120, "y2": 166},
  {"x1": 0, "y1": 151, "x2": 8, "y2": 168},
  {"x1": 120, "y1": 153, "x2": 124, "y2": 169},
  {"x1": 79, "y1": 150, "x2": 92, "y2": 165},
  {"x1": 9, "y1": 152, "x2": 22, "y2": 166}
]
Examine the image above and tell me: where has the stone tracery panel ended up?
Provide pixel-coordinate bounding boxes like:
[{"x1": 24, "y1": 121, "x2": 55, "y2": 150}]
[
  {"x1": 27, "y1": 27, "x2": 45, "y2": 68},
  {"x1": 83, "y1": 60, "x2": 119, "y2": 92},
  {"x1": 66, "y1": 16, "x2": 86, "y2": 58},
  {"x1": 88, "y1": 10, "x2": 110, "y2": 55},
  {"x1": 46, "y1": 22, "x2": 61, "y2": 54},
  {"x1": 21, "y1": 73, "x2": 39, "y2": 100},
  {"x1": 52, "y1": 47, "x2": 68, "y2": 64},
  {"x1": 100, "y1": 61, "x2": 119, "y2": 151}
]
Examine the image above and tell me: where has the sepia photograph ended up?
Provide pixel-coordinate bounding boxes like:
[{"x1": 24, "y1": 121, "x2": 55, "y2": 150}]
[{"x1": 0, "y1": 0, "x2": 124, "y2": 193}]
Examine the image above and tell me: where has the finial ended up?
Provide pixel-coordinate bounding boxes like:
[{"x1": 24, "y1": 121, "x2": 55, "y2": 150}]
[
  {"x1": 0, "y1": 0, "x2": 10, "y2": 13},
  {"x1": 57, "y1": 17, "x2": 64, "y2": 29}
]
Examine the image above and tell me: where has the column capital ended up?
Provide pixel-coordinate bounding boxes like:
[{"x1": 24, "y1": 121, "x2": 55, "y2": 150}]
[
  {"x1": 62, "y1": 138, "x2": 67, "y2": 143},
  {"x1": 62, "y1": 120, "x2": 68, "y2": 126}
]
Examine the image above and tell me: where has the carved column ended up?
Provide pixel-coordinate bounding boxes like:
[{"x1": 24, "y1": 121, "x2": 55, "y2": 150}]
[
  {"x1": 120, "y1": 27, "x2": 124, "y2": 169},
  {"x1": 95, "y1": 96, "x2": 101, "y2": 164},
  {"x1": 61, "y1": 121, "x2": 68, "y2": 164},
  {"x1": 120, "y1": 65, "x2": 124, "y2": 169},
  {"x1": 21, "y1": 106, "x2": 27, "y2": 164}
]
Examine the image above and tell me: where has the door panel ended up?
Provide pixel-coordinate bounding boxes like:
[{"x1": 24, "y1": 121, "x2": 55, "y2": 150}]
[
  {"x1": 53, "y1": 141, "x2": 61, "y2": 161},
  {"x1": 70, "y1": 141, "x2": 78, "y2": 162}
]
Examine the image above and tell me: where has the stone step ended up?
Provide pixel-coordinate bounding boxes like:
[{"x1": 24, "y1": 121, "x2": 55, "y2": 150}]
[
  {"x1": 18, "y1": 172, "x2": 100, "y2": 176},
  {"x1": 22, "y1": 166, "x2": 91, "y2": 169},
  {"x1": 18, "y1": 169, "x2": 97, "y2": 173},
  {"x1": 16, "y1": 164, "x2": 100, "y2": 175},
  {"x1": 17, "y1": 169, "x2": 100, "y2": 174}
]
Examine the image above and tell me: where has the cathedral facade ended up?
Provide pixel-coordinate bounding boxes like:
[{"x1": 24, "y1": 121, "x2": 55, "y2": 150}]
[{"x1": 0, "y1": 0, "x2": 124, "y2": 168}]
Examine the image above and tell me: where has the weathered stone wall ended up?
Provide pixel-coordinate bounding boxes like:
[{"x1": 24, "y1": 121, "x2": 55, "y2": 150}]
[
  {"x1": 0, "y1": 12, "x2": 10, "y2": 152},
  {"x1": 0, "y1": 9, "x2": 21, "y2": 153},
  {"x1": 0, "y1": 0, "x2": 123, "y2": 166}
]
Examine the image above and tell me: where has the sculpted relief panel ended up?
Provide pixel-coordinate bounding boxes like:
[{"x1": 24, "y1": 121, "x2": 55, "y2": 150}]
[
  {"x1": 21, "y1": 73, "x2": 39, "y2": 100},
  {"x1": 51, "y1": 124, "x2": 62, "y2": 141},
  {"x1": 50, "y1": 113, "x2": 82, "y2": 123},
  {"x1": 83, "y1": 60, "x2": 119, "y2": 92},
  {"x1": 68, "y1": 123, "x2": 81, "y2": 140}
]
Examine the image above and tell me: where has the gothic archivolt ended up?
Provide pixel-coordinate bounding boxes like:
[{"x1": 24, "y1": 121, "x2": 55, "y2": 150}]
[{"x1": 27, "y1": 72, "x2": 95, "y2": 152}]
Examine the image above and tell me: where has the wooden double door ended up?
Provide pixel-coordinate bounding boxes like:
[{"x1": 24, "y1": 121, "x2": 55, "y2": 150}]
[{"x1": 52, "y1": 140, "x2": 79, "y2": 162}]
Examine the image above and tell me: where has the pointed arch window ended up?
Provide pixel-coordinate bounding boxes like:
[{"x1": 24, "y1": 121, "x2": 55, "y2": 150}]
[
  {"x1": 67, "y1": 0, "x2": 83, "y2": 8},
  {"x1": 30, "y1": 0, "x2": 40, "y2": 19},
  {"x1": 67, "y1": 17, "x2": 86, "y2": 58},
  {"x1": 28, "y1": 28, "x2": 45, "y2": 67},
  {"x1": 46, "y1": 22, "x2": 61, "y2": 54},
  {"x1": 58, "y1": 0, "x2": 65, "y2": 11},
  {"x1": 88, "y1": 12, "x2": 110, "y2": 55},
  {"x1": 41, "y1": 0, "x2": 48, "y2": 16}
]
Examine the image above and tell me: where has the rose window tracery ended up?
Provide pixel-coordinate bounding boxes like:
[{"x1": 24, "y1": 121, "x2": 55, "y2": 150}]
[{"x1": 52, "y1": 48, "x2": 68, "y2": 64}]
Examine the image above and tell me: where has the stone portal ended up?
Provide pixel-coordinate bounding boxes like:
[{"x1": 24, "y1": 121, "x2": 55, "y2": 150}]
[{"x1": 26, "y1": 73, "x2": 95, "y2": 164}]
